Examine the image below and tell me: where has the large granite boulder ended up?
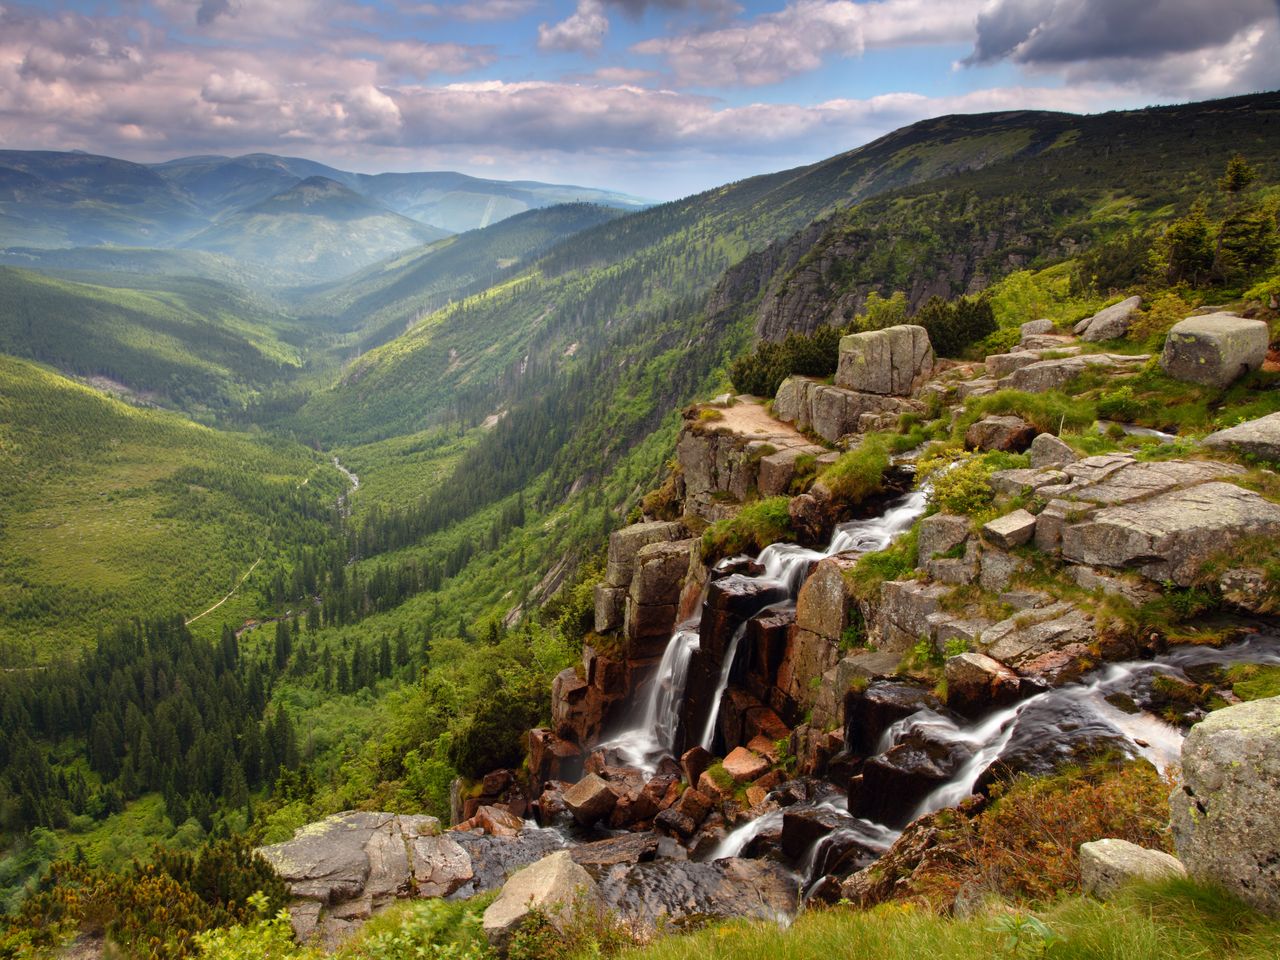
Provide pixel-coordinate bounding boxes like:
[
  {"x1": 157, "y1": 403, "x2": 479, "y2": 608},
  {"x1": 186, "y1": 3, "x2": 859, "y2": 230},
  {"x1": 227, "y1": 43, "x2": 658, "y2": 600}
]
[
  {"x1": 605, "y1": 521, "x2": 687, "y2": 590},
  {"x1": 1204, "y1": 411, "x2": 1280, "y2": 464},
  {"x1": 1076, "y1": 295, "x2": 1141, "y2": 342},
  {"x1": 1080, "y1": 839, "x2": 1185, "y2": 899},
  {"x1": 1029, "y1": 433, "x2": 1077, "y2": 469},
  {"x1": 1171, "y1": 696, "x2": 1280, "y2": 915},
  {"x1": 1060, "y1": 482, "x2": 1280, "y2": 586},
  {"x1": 835, "y1": 325, "x2": 934, "y2": 396},
  {"x1": 482, "y1": 851, "x2": 600, "y2": 947},
  {"x1": 965, "y1": 415, "x2": 1037, "y2": 453},
  {"x1": 1160, "y1": 313, "x2": 1268, "y2": 388}
]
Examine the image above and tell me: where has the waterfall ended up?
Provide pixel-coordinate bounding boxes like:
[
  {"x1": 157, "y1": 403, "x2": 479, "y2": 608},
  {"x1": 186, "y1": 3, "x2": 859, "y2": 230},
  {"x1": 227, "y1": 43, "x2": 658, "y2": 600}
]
[
  {"x1": 604, "y1": 624, "x2": 700, "y2": 772},
  {"x1": 699, "y1": 620, "x2": 752, "y2": 751}
]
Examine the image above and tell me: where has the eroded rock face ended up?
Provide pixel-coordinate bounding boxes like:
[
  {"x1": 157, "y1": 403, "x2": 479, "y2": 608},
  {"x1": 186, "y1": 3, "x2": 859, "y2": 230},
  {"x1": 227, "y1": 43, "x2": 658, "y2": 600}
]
[
  {"x1": 596, "y1": 858, "x2": 798, "y2": 936},
  {"x1": 1061, "y1": 482, "x2": 1280, "y2": 586},
  {"x1": 1171, "y1": 696, "x2": 1280, "y2": 915},
  {"x1": 1161, "y1": 313, "x2": 1268, "y2": 388},
  {"x1": 835, "y1": 325, "x2": 934, "y2": 397},
  {"x1": 1204, "y1": 411, "x2": 1280, "y2": 464}
]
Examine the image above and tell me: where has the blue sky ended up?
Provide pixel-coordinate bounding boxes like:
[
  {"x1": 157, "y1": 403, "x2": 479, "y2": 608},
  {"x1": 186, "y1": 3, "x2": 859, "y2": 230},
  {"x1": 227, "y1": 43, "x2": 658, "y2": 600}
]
[{"x1": 1, "y1": 1, "x2": 1278, "y2": 198}]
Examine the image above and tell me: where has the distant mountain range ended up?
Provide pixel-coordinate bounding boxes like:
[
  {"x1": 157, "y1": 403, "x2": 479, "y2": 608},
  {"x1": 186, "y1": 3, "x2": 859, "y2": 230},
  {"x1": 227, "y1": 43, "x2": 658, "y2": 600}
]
[{"x1": 0, "y1": 149, "x2": 649, "y2": 280}]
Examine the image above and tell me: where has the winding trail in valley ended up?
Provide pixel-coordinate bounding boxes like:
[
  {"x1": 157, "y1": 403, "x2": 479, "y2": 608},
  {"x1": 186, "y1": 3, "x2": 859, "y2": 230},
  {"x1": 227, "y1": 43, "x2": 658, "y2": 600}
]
[{"x1": 185, "y1": 557, "x2": 262, "y2": 626}]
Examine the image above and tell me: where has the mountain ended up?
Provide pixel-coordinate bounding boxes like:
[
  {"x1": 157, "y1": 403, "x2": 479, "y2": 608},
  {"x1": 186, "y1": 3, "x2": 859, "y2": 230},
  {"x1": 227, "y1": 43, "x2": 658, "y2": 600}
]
[
  {"x1": 0, "y1": 265, "x2": 305, "y2": 412},
  {"x1": 299, "y1": 202, "x2": 630, "y2": 350},
  {"x1": 179, "y1": 176, "x2": 449, "y2": 281}
]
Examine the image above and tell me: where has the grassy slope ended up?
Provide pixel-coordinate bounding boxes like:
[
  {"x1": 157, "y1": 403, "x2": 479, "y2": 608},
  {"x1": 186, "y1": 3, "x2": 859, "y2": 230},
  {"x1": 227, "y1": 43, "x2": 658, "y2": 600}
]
[
  {"x1": 0, "y1": 266, "x2": 304, "y2": 413},
  {"x1": 0, "y1": 355, "x2": 337, "y2": 660}
]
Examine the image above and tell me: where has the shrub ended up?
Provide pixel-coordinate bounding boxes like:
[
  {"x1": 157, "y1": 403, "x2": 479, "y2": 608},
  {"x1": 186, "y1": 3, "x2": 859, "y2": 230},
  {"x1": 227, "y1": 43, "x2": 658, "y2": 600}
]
[
  {"x1": 1128, "y1": 292, "x2": 1193, "y2": 344},
  {"x1": 728, "y1": 325, "x2": 842, "y2": 397},
  {"x1": 700, "y1": 497, "x2": 793, "y2": 562},
  {"x1": 910, "y1": 294, "x2": 997, "y2": 358},
  {"x1": 926, "y1": 459, "x2": 994, "y2": 516}
]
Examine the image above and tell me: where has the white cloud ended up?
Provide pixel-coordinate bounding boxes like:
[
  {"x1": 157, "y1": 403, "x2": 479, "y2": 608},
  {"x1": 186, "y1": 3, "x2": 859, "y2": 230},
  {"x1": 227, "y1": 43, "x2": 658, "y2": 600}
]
[{"x1": 539, "y1": 0, "x2": 611, "y2": 54}]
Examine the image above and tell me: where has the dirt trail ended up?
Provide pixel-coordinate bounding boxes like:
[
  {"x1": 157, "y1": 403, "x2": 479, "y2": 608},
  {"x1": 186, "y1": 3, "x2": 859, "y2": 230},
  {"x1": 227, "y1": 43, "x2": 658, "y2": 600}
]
[{"x1": 185, "y1": 557, "x2": 262, "y2": 626}]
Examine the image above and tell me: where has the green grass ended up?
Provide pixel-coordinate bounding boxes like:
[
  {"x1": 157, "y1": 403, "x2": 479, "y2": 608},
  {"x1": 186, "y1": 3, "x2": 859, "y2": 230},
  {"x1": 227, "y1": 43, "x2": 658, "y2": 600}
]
[
  {"x1": 0, "y1": 355, "x2": 336, "y2": 660},
  {"x1": 592, "y1": 880, "x2": 1280, "y2": 960},
  {"x1": 818, "y1": 435, "x2": 890, "y2": 502},
  {"x1": 701, "y1": 497, "x2": 794, "y2": 562},
  {"x1": 1226, "y1": 664, "x2": 1280, "y2": 701}
]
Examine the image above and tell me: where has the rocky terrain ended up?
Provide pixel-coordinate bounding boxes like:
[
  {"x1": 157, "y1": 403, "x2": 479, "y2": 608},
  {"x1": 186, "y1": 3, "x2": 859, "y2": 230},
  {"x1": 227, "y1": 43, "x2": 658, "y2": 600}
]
[{"x1": 261, "y1": 303, "x2": 1280, "y2": 948}]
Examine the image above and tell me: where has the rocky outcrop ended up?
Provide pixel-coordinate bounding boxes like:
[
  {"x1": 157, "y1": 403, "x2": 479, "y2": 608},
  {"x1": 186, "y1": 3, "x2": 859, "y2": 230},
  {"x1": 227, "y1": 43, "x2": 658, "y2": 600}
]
[
  {"x1": 1171, "y1": 696, "x2": 1280, "y2": 915},
  {"x1": 774, "y1": 375, "x2": 922, "y2": 443},
  {"x1": 1160, "y1": 313, "x2": 1268, "y2": 388},
  {"x1": 624, "y1": 538, "x2": 696, "y2": 658},
  {"x1": 1079, "y1": 839, "x2": 1184, "y2": 899},
  {"x1": 1029, "y1": 433, "x2": 1076, "y2": 468},
  {"x1": 999, "y1": 353, "x2": 1148, "y2": 393},
  {"x1": 1075, "y1": 295, "x2": 1140, "y2": 342},
  {"x1": 981, "y1": 509, "x2": 1037, "y2": 548},
  {"x1": 965, "y1": 416, "x2": 1037, "y2": 452},
  {"x1": 836, "y1": 325, "x2": 934, "y2": 396},
  {"x1": 482, "y1": 851, "x2": 599, "y2": 948},
  {"x1": 596, "y1": 521, "x2": 687, "y2": 633},
  {"x1": 1204, "y1": 411, "x2": 1280, "y2": 464}
]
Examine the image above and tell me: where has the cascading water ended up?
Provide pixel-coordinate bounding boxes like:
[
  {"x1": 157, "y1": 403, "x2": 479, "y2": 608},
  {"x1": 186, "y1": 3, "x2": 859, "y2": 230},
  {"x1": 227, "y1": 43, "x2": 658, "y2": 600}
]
[{"x1": 606, "y1": 623, "x2": 701, "y2": 771}]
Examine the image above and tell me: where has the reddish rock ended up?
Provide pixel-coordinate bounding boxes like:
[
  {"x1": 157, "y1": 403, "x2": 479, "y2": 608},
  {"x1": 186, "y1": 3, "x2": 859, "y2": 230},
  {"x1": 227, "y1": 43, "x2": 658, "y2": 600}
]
[
  {"x1": 744, "y1": 706, "x2": 790, "y2": 743},
  {"x1": 474, "y1": 805, "x2": 522, "y2": 837},
  {"x1": 752, "y1": 769, "x2": 786, "y2": 795},
  {"x1": 745, "y1": 785, "x2": 769, "y2": 808},
  {"x1": 563, "y1": 773, "x2": 618, "y2": 827},
  {"x1": 536, "y1": 781, "x2": 569, "y2": 823},
  {"x1": 722, "y1": 747, "x2": 771, "y2": 783},
  {"x1": 697, "y1": 770, "x2": 734, "y2": 803},
  {"x1": 746, "y1": 607, "x2": 794, "y2": 693},
  {"x1": 945, "y1": 652, "x2": 1023, "y2": 717},
  {"x1": 747, "y1": 735, "x2": 780, "y2": 763},
  {"x1": 718, "y1": 687, "x2": 763, "y2": 752},
  {"x1": 675, "y1": 786, "x2": 713, "y2": 824},
  {"x1": 529, "y1": 729, "x2": 583, "y2": 790},
  {"x1": 681, "y1": 746, "x2": 712, "y2": 788},
  {"x1": 482, "y1": 770, "x2": 514, "y2": 796}
]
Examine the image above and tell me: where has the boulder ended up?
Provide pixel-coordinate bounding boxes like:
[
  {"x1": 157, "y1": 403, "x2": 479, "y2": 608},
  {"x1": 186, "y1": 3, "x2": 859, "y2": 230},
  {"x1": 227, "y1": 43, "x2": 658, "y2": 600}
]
[
  {"x1": 945, "y1": 652, "x2": 1022, "y2": 717},
  {"x1": 482, "y1": 851, "x2": 599, "y2": 947},
  {"x1": 594, "y1": 585, "x2": 626, "y2": 634},
  {"x1": 854, "y1": 731, "x2": 968, "y2": 827},
  {"x1": 606, "y1": 521, "x2": 687, "y2": 589},
  {"x1": 1020, "y1": 318, "x2": 1055, "y2": 338},
  {"x1": 844, "y1": 681, "x2": 943, "y2": 756},
  {"x1": 1029, "y1": 433, "x2": 1077, "y2": 469},
  {"x1": 1000, "y1": 354, "x2": 1148, "y2": 393},
  {"x1": 981, "y1": 602, "x2": 1094, "y2": 670},
  {"x1": 1171, "y1": 696, "x2": 1280, "y2": 915},
  {"x1": 1160, "y1": 313, "x2": 1268, "y2": 388},
  {"x1": 877, "y1": 580, "x2": 949, "y2": 654},
  {"x1": 835, "y1": 324, "x2": 934, "y2": 396},
  {"x1": 917, "y1": 513, "x2": 970, "y2": 567},
  {"x1": 1204, "y1": 411, "x2": 1280, "y2": 464},
  {"x1": 449, "y1": 829, "x2": 566, "y2": 900},
  {"x1": 630, "y1": 539, "x2": 695, "y2": 607},
  {"x1": 563, "y1": 774, "x2": 618, "y2": 827},
  {"x1": 981, "y1": 509, "x2": 1037, "y2": 549},
  {"x1": 1060, "y1": 482, "x2": 1280, "y2": 586},
  {"x1": 985, "y1": 352, "x2": 1042, "y2": 379},
  {"x1": 1077, "y1": 295, "x2": 1141, "y2": 342},
  {"x1": 570, "y1": 833, "x2": 661, "y2": 871},
  {"x1": 722, "y1": 747, "x2": 770, "y2": 783},
  {"x1": 1080, "y1": 839, "x2": 1185, "y2": 899},
  {"x1": 965, "y1": 415, "x2": 1037, "y2": 452},
  {"x1": 680, "y1": 746, "x2": 712, "y2": 788}
]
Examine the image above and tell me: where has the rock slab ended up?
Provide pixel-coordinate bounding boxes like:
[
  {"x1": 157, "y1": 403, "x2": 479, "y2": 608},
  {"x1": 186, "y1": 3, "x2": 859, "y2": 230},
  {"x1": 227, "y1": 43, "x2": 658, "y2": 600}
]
[
  {"x1": 1204, "y1": 411, "x2": 1280, "y2": 464},
  {"x1": 1171, "y1": 696, "x2": 1280, "y2": 915},
  {"x1": 1077, "y1": 295, "x2": 1141, "y2": 342}
]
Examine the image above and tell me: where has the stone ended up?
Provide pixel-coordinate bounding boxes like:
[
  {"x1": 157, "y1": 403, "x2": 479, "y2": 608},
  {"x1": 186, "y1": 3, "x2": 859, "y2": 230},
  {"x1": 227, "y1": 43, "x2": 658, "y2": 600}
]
[
  {"x1": 759, "y1": 445, "x2": 824, "y2": 496},
  {"x1": 844, "y1": 681, "x2": 943, "y2": 756},
  {"x1": 606, "y1": 521, "x2": 686, "y2": 588},
  {"x1": 1161, "y1": 313, "x2": 1268, "y2": 388},
  {"x1": 977, "y1": 697, "x2": 1135, "y2": 791},
  {"x1": 1080, "y1": 839, "x2": 1185, "y2": 899},
  {"x1": 570, "y1": 833, "x2": 661, "y2": 870},
  {"x1": 956, "y1": 378, "x2": 999, "y2": 400},
  {"x1": 981, "y1": 602, "x2": 1094, "y2": 669},
  {"x1": 917, "y1": 513, "x2": 970, "y2": 567},
  {"x1": 854, "y1": 731, "x2": 968, "y2": 826},
  {"x1": 776, "y1": 628, "x2": 840, "y2": 712},
  {"x1": 482, "y1": 851, "x2": 599, "y2": 947},
  {"x1": 877, "y1": 580, "x2": 949, "y2": 654},
  {"x1": 681, "y1": 746, "x2": 712, "y2": 789},
  {"x1": 795, "y1": 555, "x2": 860, "y2": 641},
  {"x1": 982, "y1": 509, "x2": 1037, "y2": 549},
  {"x1": 1219, "y1": 567, "x2": 1278, "y2": 615},
  {"x1": 979, "y1": 548, "x2": 1028, "y2": 593},
  {"x1": 449, "y1": 830, "x2": 566, "y2": 901},
  {"x1": 722, "y1": 747, "x2": 770, "y2": 783},
  {"x1": 1034, "y1": 499, "x2": 1079, "y2": 553},
  {"x1": 1171, "y1": 696, "x2": 1280, "y2": 915},
  {"x1": 1204, "y1": 411, "x2": 1280, "y2": 464},
  {"x1": 836, "y1": 324, "x2": 934, "y2": 396},
  {"x1": 412, "y1": 835, "x2": 473, "y2": 898},
  {"x1": 1077, "y1": 295, "x2": 1141, "y2": 341},
  {"x1": 1061, "y1": 482, "x2": 1280, "y2": 586},
  {"x1": 563, "y1": 774, "x2": 617, "y2": 827},
  {"x1": 985, "y1": 352, "x2": 1042, "y2": 379},
  {"x1": 596, "y1": 858, "x2": 799, "y2": 937},
  {"x1": 593, "y1": 584, "x2": 626, "y2": 634},
  {"x1": 1000, "y1": 354, "x2": 1148, "y2": 393},
  {"x1": 965, "y1": 415, "x2": 1037, "y2": 452},
  {"x1": 988, "y1": 467, "x2": 1068, "y2": 496},
  {"x1": 945, "y1": 652, "x2": 1022, "y2": 717},
  {"x1": 1029, "y1": 433, "x2": 1077, "y2": 469},
  {"x1": 1020, "y1": 318, "x2": 1055, "y2": 339},
  {"x1": 470, "y1": 805, "x2": 523, "y2": 837},
  {"x1": 630, "y1": 539, "x2": 694, "y2": 607},
  {"x1": 1066, "y1": 566, "x2": 1156, "y2": 607}
]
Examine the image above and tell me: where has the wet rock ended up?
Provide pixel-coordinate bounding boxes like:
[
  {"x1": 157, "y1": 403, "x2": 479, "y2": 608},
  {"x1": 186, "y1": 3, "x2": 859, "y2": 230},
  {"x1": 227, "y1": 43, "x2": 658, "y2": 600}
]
[
  {"x1": 945, "y1": 652, "x2": 1022, "y2": 717},
  {"x1": 596, "y1": 858, "x2": 799, "y2": 936},
  {"x1": 723, "y1": 747, "x2": 770, "y2": 783},
  {"x1": 702, "y1": 575, "x2": 789, "y2": 662},
  {"x1": 977, "y1": 698, "x2": 1135, "y2": 791},
  {"x1": 1161, "y1": 313, "x2": 1268, "y2": 388},
  {"x1": 1030, "y1": 433, "x2": 1077, "y2": 469},
  {"x1": 845, "y1": 681, "x2": 943, "y2": 756},
  {"x1": 854, "y1": 732, "x2": 968, "y2": 827},
  {"x1": 1061, "y1": 482, "x2": 1280, "y2": 586},
  {"x1": 1204, "y1": 410, "x2": 1280, "y2": 464},
  {"x1": 448, "y1": 829, "x2": 565, "y2": 899},
  {"x1": 965, "y1": 415, "x2": 1037, "y2": 453},
  {"x1": 982, "y1": 509, "x2": 1037, "y2": 549},
  {"x1": 458, "y1": 805, "x2": 523, "y2": 837},
  {"x1": 570, "y1": 833, "x2": 661, "y2": 871},
  {"x1": 780, "y1": 805, "x2": 855, "y2": 861},
  {"x1": 836, "y1": 324, "x2": 934, "y2": 396},
  {"x1": 536, "y1": 782, "x2": 570, "y2": 825},
  {"x1": 564, "y1": 774, "x2": 618, "y2": 827},
  {"x1": 483, "y1": 851, "x2": 599, "y2": 948},
  {"x1": 917, "y1": 513, "x2": 970, "y2": 567},
  {"x1": 1171, "y1": 696, "x2": 1280, "y2": 915},
  {"x1": 1080, "y1": 839, "x2": 1185, "y2": 899},
  {"x1": 1077, "y1": 295, "x2": 1141, "y2": 342}
]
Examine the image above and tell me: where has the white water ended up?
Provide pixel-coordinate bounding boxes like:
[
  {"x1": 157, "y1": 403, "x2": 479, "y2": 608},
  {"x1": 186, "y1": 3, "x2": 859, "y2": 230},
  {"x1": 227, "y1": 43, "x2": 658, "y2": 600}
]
[
  {"x1": 604, "y1": 624, "x2": 701, "y2": 771},
  {"x1": 1096, "y1": 420, "x2": 1177, "y2": 444},
  {"x1": 710, "y1": 809, "x2": 786, "y2": 860},
  {"x1": 699, "y1": 620, "x2": 752, "y2": 751}
]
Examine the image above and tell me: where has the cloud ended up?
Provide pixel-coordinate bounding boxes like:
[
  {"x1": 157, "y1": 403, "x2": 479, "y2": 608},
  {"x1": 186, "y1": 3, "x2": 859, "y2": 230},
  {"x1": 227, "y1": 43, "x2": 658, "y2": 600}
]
[
  {"x1": 604, "y1": 0, "x2": 741, "y2": 16},
  {"x1": 201, "y1": 68, "x2": 275, "y2": 104},
  {"x1": 195, "y1": 0, "x2": 231, "y2": 26},
  {"x1": 633, "y1": 0, "x2": 983, "y2": 86},
  {"x1": 539, "y1": 0, "x2": 611, "y2": 53},
  {"x1": 401, "y1": 0, "x2": 538, "y2": 21}
]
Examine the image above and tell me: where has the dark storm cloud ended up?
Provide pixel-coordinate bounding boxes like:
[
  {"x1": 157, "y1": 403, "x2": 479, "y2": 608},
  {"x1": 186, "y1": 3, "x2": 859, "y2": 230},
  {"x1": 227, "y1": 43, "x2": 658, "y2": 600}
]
[{"x1": 968, "y1": 0, "x2": 1279, "y2": 66}]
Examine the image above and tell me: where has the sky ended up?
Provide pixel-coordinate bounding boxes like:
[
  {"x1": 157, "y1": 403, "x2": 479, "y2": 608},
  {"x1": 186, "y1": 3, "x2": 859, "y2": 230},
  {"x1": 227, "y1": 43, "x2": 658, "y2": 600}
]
[{"x1": 1, "y1": 0, "x2": 1279, "y2": 199}]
